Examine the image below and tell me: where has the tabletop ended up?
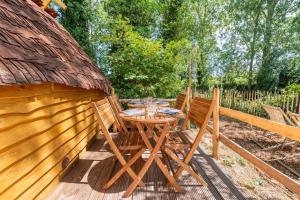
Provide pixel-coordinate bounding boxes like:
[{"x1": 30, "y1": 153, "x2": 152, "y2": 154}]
[
  {"x1": 127, "y1": 101, "x2": 169, "y2": 108},
  {"x1": 120, "y1": 112, "x2": 176, "y2": 124},
  {"x1": 120, "y1": 107, "x2": 183, "y2": 124}
]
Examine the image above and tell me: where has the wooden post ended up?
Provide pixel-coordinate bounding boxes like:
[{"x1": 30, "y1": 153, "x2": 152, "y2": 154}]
[
  {"x1": 43, "y1": 0, "x2": 67, "y2": 10},
  {"x1": 297, "y1": 94, "x2": 300, "y2": 114},
  {"x1": 111, "y1": 88, "x2": 115, "y2": 97},
  {"x1": 186, "y1": 86, "x2": 191, "y2": 130},
  {"x1": 230, "y1": 90, "x2": 235, "y2": 109},
  {"x1": 212, "y1": 88, "x2": 220, "y2": 159},
  {"x1": 110, "y1": 88, "x2": 118, "y2": 132}
]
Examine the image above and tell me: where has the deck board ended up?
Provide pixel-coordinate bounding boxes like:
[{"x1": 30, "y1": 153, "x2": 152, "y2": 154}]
[{"x1": 46, "y1": 139, "x2": 247, "y2": 200}]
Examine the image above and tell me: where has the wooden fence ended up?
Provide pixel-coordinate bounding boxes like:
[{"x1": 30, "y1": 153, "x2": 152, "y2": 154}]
[{"x1": 197, "y1": 90, "x2": 300, "y2": 117}]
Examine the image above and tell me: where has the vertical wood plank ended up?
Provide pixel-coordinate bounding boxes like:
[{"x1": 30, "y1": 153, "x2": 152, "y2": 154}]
[
  {"x1": 212, "y1": 88, "x2": 220, "y2": 159},
  {"x1": 186, "y1": 86, "x2": 191, "y2": 130}
]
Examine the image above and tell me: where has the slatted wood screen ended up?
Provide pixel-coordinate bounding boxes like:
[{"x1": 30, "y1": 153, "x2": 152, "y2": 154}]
[{"x1": 0, "y1": 83, "x2": 104, "y2": 200}]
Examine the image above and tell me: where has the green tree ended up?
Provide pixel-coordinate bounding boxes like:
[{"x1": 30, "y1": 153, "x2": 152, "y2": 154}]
[
  {"x1": 60, "y1": 0, "x2": 96, "y2": 60},
  {"x1": 256, "y1": 0, "x2": 279, "y2": 90},
  {"x1": 104, "y1": 0, "x2": 159, "y2": 37},
  {"x1": 256, "y1": 0, "x2": 299, "y2": 90},
  {"x1": 58, "y1": 0, "x2": 300, "y2": 95},
  {"x1": 103, "y1": 18, "x2": 190, "y2": 98},
  {"x1": 160, "y1": 0, "x2": 184, "y2": 42}
]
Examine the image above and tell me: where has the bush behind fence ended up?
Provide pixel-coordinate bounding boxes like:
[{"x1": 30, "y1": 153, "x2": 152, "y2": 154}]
[{"x1": 197, "y1": 90, "x2": 300, "y2": 118}]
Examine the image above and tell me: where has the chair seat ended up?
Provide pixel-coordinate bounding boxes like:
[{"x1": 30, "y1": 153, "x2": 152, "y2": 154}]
[
  {"x1": 165, "y1": 130, "x2": 192, "y2": 151},
  {"x1": 117, "y1": 131, "x2": 144, "y2": 152},
  {"x1": 124, "y1": 121, "x2": 137, "y2": 130}
]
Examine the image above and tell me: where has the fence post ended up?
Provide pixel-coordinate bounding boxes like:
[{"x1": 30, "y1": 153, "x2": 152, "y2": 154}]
[
  {"x1": 212, "y1": 88, "x2": 220, "y2": 159},
  {"x1": 298, "y1": 94, "x2": 300, "y2": 114},
  {"x1": 186, "y1": 86, "x2": 191, "y2": 129},
  {"x1": 231, "y1": 90, "x2": 235, "y2": 109}
]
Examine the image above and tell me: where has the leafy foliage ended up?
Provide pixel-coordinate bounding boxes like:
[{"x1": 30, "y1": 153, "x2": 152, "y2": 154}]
[
  {"x1": 60, "y1": 0, "x2": 96, "y2": 60},
  {"x1": 287, "y1": 83, "x2": 300, "y2": 93},
  {"x1": 103, "y1": 19, "x2": 190, "y2": 98},
  {"x1": 58, "y1": 0, "x2": 300, "y2": 97},
  {"x1": 104, "y1": 0, "x2": 159, "y2": 37}
]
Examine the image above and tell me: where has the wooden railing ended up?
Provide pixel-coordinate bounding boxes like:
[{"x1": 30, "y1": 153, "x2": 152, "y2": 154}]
[
  {"x1": 219, "y1": 107, "x2": 300, "y2": 198},
  {"x1": 220, "y1": 107, "x2": 300, "y2": 142}
]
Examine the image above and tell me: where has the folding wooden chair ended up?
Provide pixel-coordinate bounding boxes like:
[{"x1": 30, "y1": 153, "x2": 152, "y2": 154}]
[
  {"x1": 287, "y1": 111, "x2": 300, "y2": 152},
  {"x1": 263, "y1": 105, "x2": 297, "y2": 152},
  {"x1": 111, "y1": 88, "x2": 124, "y2": 112},
  {"x1": 163, "y1": 95, "x2": 217, "y2": 186},
  {"x1": 107, "y1": 96, "x2": 128, "y2": 132},
  {"x1": 91, "y1": 98, "x2": 146, "y2": 190},
  {"x1": 174, "y1": 93, "x2": 188, "y2": 111},
  {"x1": 170, "y1": 92, "x2": 189, "y2": 130},
  {"x1": 263, "y1": 105, "x2": 294, "y2": 126},
  {"x1": 288, "y1": 111, "x2": 300, "y2": 127},
  {"x1": 108, "y1": 95, "x2": 136, "y2": 132}
]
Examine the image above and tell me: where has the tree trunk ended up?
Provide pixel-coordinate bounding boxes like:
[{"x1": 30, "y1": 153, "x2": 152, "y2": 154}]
[
  {"x1": 248, "y1": 2, "x2": 262, "y2": 90},
  {"x1": 261, "y1": 0, "x2": 277, "y2": 74}
]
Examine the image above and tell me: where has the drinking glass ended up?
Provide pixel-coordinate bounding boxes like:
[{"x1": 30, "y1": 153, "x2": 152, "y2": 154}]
[{"x1": 147, "y1": 102, "x2": 157, "y2": 117}]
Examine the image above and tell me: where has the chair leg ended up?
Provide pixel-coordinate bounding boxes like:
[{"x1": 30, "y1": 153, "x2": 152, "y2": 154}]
[
  {"x1": 123, "y1": 123, "x2": 184, "y2": 197},
  {"x1": 103, "y1": 148, "x2": 146, "y2": 189},
  {"x1": 173, "y1": 127, "x2": 207, "y2": 180},
  {"x1": 171, "y1": 117, "x2": 180, "y2": 131},
  {"x1": 164, "y1": 148, "x2": 207, "y2": 186},
  {"x1": 141, "y1": 123, "x2": 184, "y2": 193},
  {"x1": 154, "y1": 155, "x2": 185, "y2": 192},
  {"x1": 123, "y1": 148, "x2": 159, "y2": 197}
]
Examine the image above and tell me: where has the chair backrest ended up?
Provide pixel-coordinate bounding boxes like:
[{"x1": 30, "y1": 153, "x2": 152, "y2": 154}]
[
  {"x1": 92, "y1": 98, "x2": 122, "y2": 132},
  {"x1": 111, "y1": 88, "x2": 123, "y2": 112},
  {"x1": 174, "y1": 93, "x2": 187, "y2": 111},
  {"x1": 288, "y1": 111, "x2": 300, "y2": 127},
  {"x1": 113, "y1": 95, "x2": 123, "y2": 113},
  {"x1": 108, "y1": 96, "x2": 128, "y2": 133},
  {"x1": 180, "y1": 90, "x2": 217, "y2": 164},
  {"x1": 262, "y1": 105, "x2": 293, "y2": 125},
  {"x1": 92, "y1": 98, "x2": 125, "y2": 157},
  {"x1": 188, "y1": 97, "x2": 215, "y2": 128}
]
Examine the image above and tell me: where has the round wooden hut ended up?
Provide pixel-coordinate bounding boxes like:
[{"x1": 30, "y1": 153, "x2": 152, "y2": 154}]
[{"x1": 0, "y1": 0, "x2": 111, "y2": 199}]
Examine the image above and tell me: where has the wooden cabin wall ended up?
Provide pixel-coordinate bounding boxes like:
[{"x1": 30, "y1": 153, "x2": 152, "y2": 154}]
[{"x1": 0, "y1": 84, "x2": 104, "y2": 200}]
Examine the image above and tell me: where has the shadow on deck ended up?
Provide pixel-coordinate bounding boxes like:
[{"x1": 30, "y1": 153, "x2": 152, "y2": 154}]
[{"x1": 46, "y1": 139, "x2": 248, "y2": 200}]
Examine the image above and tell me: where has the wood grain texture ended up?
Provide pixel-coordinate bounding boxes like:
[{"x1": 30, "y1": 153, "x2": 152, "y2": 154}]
[
  {"x1": 45, "y1": 138, "x2": 249, "y2": 200},
  {"x1": 0, "y1": 84, "x2": 103, "y2": 199},
  {"x1": 174, "y1": 93, "x2": 187, "y2": 111}
]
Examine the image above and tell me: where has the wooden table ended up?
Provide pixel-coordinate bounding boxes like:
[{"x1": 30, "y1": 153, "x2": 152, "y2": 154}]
[
  {"x1": 127, "y1": 101, "x2": 169, "y2": 108},
  {"x1": 120, "y1": 112, "x2": 184, "y2": 197}
]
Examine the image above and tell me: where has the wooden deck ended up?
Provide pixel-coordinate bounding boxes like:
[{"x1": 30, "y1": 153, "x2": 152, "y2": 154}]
[{"x1": 46, "y1": 137, "x2": 248, "y2": 200}]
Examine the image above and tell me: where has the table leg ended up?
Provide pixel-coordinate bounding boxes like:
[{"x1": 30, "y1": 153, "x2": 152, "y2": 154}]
[
  {"x1": 123, "y1": 122, "x2": 184, "y2": 197},
  {"x1": 145, "y1": 123, "x2": 183, "y2": 192},
  {"x1": 123, "y1": 122, "x2": 165, "y2": 197}
]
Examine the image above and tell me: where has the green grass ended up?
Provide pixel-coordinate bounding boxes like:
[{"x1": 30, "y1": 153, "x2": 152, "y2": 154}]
[
  {"x1": 237, "y1": 157, "x2": 246, "y2": 166},
  {"x1": 244, "y1": 178, "x2": 264, "y2": 189},
  {"x1": 222, "y1": 156, "x2": 235, "y2": 167}
]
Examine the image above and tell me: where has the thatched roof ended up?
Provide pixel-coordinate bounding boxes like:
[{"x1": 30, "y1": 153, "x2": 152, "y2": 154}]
[{"x1": 0, "y1": 0, "x2": 111, "y2": 93}]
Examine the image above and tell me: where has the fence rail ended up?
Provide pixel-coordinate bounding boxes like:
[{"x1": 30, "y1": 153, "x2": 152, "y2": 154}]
[{"x1": 197, "y1": 90, "x2": 300, "y2": 117}]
